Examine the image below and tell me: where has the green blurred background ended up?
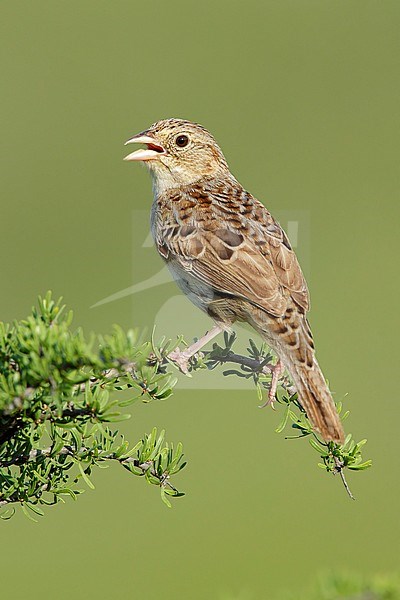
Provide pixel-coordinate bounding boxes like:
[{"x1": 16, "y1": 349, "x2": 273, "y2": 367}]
[{"x1": 1, "y1": 1, "x2": 399, "y2": 598}]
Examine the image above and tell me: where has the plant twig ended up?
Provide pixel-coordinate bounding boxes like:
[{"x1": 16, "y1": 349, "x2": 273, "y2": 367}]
[{"x1": 334, "y1": 456, "x2": 355, "y2": 500}]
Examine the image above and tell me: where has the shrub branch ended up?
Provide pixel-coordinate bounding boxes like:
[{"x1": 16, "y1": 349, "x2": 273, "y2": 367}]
[{"x1": 0, "y1": 293, "x2": 370, "y2": 520}]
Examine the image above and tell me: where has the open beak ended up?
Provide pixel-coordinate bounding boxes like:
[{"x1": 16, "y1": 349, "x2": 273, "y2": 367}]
[{"x1": 123, "y1": 133, "x2": 165, "y2": 162}]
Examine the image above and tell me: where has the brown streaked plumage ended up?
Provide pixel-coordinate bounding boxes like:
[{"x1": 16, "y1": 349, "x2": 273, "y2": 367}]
[{"x1": 124, "y1": 118, "x2": 344, "y2": 444}]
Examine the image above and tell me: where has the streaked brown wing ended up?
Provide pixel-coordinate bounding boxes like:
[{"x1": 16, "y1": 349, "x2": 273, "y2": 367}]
[
  {"x1": 257, "y1": 217, "x2": 310, "y2": 312},
  {"x1": 163, "y1": 212, "x2": 309, "y2": 317}
]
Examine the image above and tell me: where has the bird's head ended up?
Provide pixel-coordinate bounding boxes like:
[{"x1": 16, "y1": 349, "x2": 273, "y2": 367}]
[{"x1": 124, "y1": 118, "x2": 231, "y2": 193}]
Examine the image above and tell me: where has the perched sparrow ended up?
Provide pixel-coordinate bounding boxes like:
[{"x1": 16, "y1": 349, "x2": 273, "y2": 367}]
[{"x1": 124, "y1": 119, "x2": 344, "y2": 444}]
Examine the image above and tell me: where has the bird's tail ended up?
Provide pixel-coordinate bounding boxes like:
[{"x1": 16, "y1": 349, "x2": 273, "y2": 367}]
[
  {"x1": 283, "y1": 354, "x2": 345, "y2": 444},
  {"x1": 249, "y1": 308, "x2": 345, "y2": 444}
]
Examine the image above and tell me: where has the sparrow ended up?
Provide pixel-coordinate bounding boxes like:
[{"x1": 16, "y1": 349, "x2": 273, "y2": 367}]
[{"x1": 124, "y1": 118, "x2": 344, "y2": 444}]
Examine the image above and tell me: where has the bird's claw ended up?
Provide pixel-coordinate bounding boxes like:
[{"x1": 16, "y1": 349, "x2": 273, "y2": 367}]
[
  {"x1": 258, "y1": 360, "x2": 284, "y2": 410},
  {"x1": 167, "y1": 348, "x2": 192, "y2": 374},
  {"x1": 258, "y1": 392, "x2": 277, "y2": 410}
]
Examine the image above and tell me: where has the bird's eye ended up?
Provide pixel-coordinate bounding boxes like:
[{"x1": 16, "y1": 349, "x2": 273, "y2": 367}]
[{"x1": 175, "y1": 134, "x2": 189, "y2": 148}]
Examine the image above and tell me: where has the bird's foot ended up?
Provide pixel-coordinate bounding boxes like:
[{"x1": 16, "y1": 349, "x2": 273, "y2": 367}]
[
  {"x1": 167, "y1": 326, "x2": 224, "y2": 374},
  {"x1": 258, "y1": 391, "x2": 278, "y2": 410},
  {"x1": 258, "y1": 360, "x2": 285, "y2": 410},
  {"x1": 167, "y1": 348, "x2": 193, "y2": 375}
]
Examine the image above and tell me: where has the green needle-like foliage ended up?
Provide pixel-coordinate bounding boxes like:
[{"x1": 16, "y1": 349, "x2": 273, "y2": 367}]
[
  {"x1": 0, "y1": 292, "x2": 184, "y2": 520},
  {"x1": 0, "y1": 293, "x2": 370, "y2": 520}
]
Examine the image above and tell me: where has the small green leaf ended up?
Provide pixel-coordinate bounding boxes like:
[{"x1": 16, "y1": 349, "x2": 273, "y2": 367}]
[
  {"x1": 78, "y1": 463, "x2": 95, "y2": 489},
  {"x1": 26, "y1": 502, "x2": 45, "y2": 517},
  {"x1": 275, "y1": 405, "x2": 290, "y2": 434},
  {"x1": 309, "y1": 438, "x2": 325, "y2": 453},
  {"x1": 160, "y1": 488, "x2": 172, "y2": 508},
  {"x1": 21, "y1": 503, "x2": 38, "y2": 523}
]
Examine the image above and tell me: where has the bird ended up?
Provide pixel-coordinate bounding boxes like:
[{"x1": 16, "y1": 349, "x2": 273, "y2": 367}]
[{"x1": 124, "y1": 118, "x2": 344, "y2": 444}]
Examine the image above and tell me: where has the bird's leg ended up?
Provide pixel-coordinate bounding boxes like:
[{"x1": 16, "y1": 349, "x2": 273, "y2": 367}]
[
  {"x1": 259, "y1": 358, "x2": 285, "y2": 409},
  {"x1": 168, "y1": 325, "x2": 224, "y2": 374}
]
